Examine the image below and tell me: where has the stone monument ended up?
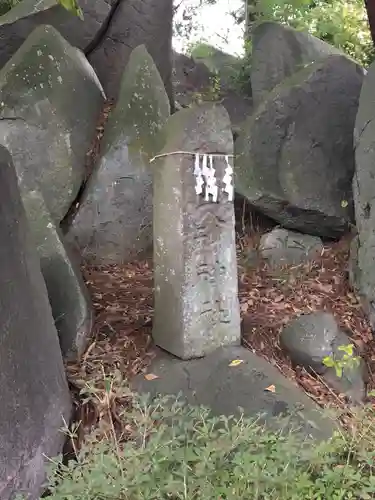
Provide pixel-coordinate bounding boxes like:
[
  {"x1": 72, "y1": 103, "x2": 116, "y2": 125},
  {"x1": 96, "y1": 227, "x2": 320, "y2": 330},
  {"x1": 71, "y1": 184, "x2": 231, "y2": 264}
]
[{"x1": 152, "y1": 103, "x2": 241, "y2": 360}]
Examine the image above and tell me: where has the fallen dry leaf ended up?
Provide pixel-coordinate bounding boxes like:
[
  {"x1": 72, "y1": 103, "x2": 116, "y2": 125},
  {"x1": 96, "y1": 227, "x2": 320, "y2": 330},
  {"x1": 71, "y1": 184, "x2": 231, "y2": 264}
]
[
  {"x1": 228, "y1": 359, "x2": 244, "y2": 367},
  {"x1": 265, "y1": 385, "x2": 276, "y2": 393},
  {"x1": 144, "y1": 373, "x2": 159, "y2": 381}
]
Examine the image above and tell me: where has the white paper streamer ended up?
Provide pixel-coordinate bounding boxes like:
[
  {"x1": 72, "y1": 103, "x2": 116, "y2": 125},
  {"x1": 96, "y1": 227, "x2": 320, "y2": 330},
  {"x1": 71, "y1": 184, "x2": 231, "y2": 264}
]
[
  {"x1": 205, "y1": 155, "x2": 218, "y2": 202},
  {"x1": 222, "y1": 155, "x2": 234, "y2": 202},
  {"x1": 193, "y1": 153, "x2": 204, "y2": 195}
]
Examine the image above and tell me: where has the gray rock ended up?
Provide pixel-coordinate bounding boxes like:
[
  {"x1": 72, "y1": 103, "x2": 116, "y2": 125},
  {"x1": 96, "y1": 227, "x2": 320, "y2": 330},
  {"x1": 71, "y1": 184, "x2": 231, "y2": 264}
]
[
  {"x1": 235, "y1": 55, "x2": 364, "y2": 238},
  {"x1": 0, "y1": 145, "x2": 71, "y2": 500},
  {"x1": 280, "y1": 312, "x2": 367, "y2": 404},
  {"x1": 0, "y1": 0, "x2": 115, "y2": 70},
  {"x1": 348, "y1": 235, "x2": 361, "y2": 294},
  {"x1": 352, "y1": 60, "x2": 375, "y2": 331},
  {"x1": 190, "y1": 43, "x2": 244, "y2": 88},
  {"x1": 259, "y1": 228, "x2": 323, "y2": 267},
  {"x1": 88, "y1": 0, "x2": 174, "y2": 105},
  {"x1": 153, "y1": 103, "x2": 241, "y2": 360},
  {"x1": 172, "y1": 51, "x2": 212, "y2": 108},
  {"x1": 23, "y1": 189, "x2": 93, "y2": 361},
  {"x1": 0, "y1": 24, "x2": 104, "y2": 222},
  {"x1": 132, "y1": 346, "x2": 335, "y2": 440},
  {"x1": 172, "y1": 50, "x2": 253, "y2": 130},
  {"x1": 68, "y1": 45, "x2": 170, "y2": 263},
  {"x1": 251, "y1": 21, "x2": 341, "y2": 107}
]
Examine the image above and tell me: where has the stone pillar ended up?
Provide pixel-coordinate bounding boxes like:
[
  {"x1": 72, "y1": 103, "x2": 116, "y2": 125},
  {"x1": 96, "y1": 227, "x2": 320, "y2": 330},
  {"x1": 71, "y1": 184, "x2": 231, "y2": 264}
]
[{"x1": 153, "y1": 103, "x2": 241, "y2": 360}]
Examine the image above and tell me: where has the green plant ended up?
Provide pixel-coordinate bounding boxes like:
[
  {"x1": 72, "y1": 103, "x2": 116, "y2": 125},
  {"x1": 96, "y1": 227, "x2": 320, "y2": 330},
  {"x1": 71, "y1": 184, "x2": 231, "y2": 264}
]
[
  {"x1": 193, "y1": 73, "x2": 222, "y2": 103},
  {"x1": 0, "y1": 0, "x2": 83, "y2": 17},
  {"x1": 0, "y1": 0, "x2": 18, "y2": 16},
  {"x1": 241, "y1": 0, "x2": 374, "y2": 67},
  {"x1": 27, "y1": 393, "x2": 375, "y2": 500},
  {"x1": 323, "y1": 344, "x2": 361, "y2": 378}
]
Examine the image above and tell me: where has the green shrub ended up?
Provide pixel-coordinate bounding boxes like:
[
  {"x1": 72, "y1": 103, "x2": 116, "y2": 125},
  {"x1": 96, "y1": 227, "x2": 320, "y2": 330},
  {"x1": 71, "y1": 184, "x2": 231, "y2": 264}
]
[
  {"x1": 36, "y1": 394, "x2": 375, "y2": 499},
  {"x1": 0, "y1": 0, "x2": 18, "y2": 16}
]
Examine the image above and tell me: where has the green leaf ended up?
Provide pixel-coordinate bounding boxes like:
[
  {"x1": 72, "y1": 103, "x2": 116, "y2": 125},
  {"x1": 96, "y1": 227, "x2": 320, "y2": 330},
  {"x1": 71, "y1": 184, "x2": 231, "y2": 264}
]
[
  {"x1": 103, "y1": 377, "x2": 111, "y2": 393},
  {"x1": 338, "y1": 344, "x2": 354, "y2": 356},
  {"x1": 335, "y1": 365, "x2": 343, "y2": 378},
  {"x1": 58, "y1": 0, "x2": 84, "y2": 19},
  {"x1": 322, "y1": 356, "x2": 335, "y2": 368}
]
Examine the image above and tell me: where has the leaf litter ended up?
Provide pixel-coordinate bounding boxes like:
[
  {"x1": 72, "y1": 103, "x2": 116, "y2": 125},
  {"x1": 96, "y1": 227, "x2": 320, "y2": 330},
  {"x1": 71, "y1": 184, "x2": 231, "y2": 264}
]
[{"x1": 66, "y1": 230, "x2": 375, "y2": 448}]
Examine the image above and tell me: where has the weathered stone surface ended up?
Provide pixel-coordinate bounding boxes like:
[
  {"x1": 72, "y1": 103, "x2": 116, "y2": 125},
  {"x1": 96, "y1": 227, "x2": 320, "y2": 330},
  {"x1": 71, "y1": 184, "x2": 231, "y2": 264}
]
[
  {"x1": 132, "y1": 346, "x2": 335, "y2": 439},
  {"x1": 68, "y1": 45, "x2": 170, "y2": 263},
  {"x1": 348, "y1": 235, "x2": 361, "y2": 294},
  {"x1": 235, "y1": 55, "x2": 364, "y2": 238},
  {"x1": 23, "y1": 189, "x2": 93, "y2": 360},
  {"x1": 280, "y1": 312, "x2": 367, "y2": 404},
  {"x1": 88, "y1": 0, "x2": 174, "y2": 105},
  {"x1": 251, "y1": 21, "x2": 341, "y2": 106},
  {"x1": 172, "y1": 51, "x2": 212, "y2": 108},
  {"x1": 191, "y1": 43, "x2": 244, "y2": 88},
  {"x1": 172, "y1": 51, "x2": 253, "y2": 131},
  {"x1": 153, "y1": 103, "x2": 241, "y2": 360},
  {"x1": 0, "y1": 0, "x2": 116, "y2": 70},
  {"x1": 351, "y1": 60, "x2": 375, "y2": 331},
  {"x1": 259, "y1": 228, "x2": 323, "y2": 267},
  {"x1": 0, "y1": 146, "x2": 71, "y2": 500},
  {"x1": 0, "y1": 24, "x2": 104, "y2": 222}
]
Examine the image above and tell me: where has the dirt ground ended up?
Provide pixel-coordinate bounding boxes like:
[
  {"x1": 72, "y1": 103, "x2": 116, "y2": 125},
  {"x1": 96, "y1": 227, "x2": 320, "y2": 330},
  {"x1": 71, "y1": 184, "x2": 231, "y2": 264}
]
[{"x1": 65, "y1": 222, "x2": 375, "y2": 447}]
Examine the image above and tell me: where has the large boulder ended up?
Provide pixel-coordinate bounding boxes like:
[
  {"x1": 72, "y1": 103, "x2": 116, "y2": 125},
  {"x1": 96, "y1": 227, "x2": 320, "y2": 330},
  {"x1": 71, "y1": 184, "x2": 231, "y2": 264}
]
[
  {"x1": 88, "y1": 0, "x2": 174, "y2": 105},
  {"x1": 67, "y1": 45, "x2": 170, "y2": 264},
  {"x1": 23, "y1": 188, "x2": 93, "y2": 361},
  {"x1": 191, "y1": 43, "x2": 244, "y2": 88},
  {"x1": 235, "y1": 55, "x2": 364, "y2": 239},
  {"x1": 0, "y1": 0, "x2": 116, "y2": 69},
  {"x1": 351, "y1": 59, "x2": 375, "y2": 329},
  {"x1": 0, "y1": 145, "x2": 71, "y2": 500},
  {"x1": 0, "y1": 24, "x2": 104, "y2": 222},
  {"x1": 251, "y1": 21, "x2": 341, "y2": 107},
  {"x1": 172, "y1": 51, "x2": 253, "y2": 131},
  {"x1": 172, "y1": 50, "x2": 213, "y2": 108}
]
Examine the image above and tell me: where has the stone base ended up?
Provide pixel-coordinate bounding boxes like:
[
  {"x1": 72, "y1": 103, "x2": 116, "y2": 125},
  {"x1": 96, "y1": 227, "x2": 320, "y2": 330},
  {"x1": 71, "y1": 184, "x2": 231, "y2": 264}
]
[{"x1": 132, "y1": 345, "x2": 335, "y2": 439}]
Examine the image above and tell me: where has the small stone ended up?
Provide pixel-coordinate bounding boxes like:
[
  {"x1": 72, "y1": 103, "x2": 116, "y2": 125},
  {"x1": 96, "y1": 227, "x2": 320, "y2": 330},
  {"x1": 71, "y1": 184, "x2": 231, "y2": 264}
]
[
  {"x1": 280, "y1": 312, "x2": 367, "y2": 404},
  {"x1": 259, "y1": 228, "x2": 323, "y2": 267}
]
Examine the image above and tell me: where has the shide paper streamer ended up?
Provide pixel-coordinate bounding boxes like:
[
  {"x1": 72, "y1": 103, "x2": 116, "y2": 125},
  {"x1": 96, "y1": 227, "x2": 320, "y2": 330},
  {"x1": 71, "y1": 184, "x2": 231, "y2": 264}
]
[{"x1": 150, "y1": 151, "x2": 235, "y2": 203}]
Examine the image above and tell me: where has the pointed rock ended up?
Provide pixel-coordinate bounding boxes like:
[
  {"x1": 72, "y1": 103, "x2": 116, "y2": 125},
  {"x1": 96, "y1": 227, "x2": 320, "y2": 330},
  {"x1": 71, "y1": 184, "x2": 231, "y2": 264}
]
[
  {"x1": 0, "y1": 24, "x2": 104, "y2": 222},
  {"x1": 23, "y1": 188, "x2": 93, "y2": 360},
  {"x1": 0, "y1": 145, "x2": 71, "y2": 500},
  {"x1": 0, "y1": 0, "x2": 116, "y2": 70},
  {"x1": 351, "y1": 59, "x2": 375, "y2": 330},
  {"x1": 68, "y1": 45, "x2": 170, "y2": 263}
]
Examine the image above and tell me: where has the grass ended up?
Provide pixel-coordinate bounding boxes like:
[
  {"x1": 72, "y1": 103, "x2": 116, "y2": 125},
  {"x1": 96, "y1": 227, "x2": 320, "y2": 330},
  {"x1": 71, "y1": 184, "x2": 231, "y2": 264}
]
[{"x1": 32, "y1": 391, "x2": 375, "y2": 500}]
